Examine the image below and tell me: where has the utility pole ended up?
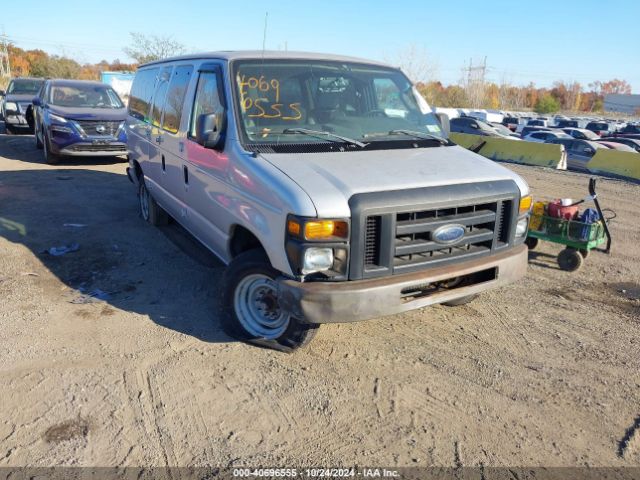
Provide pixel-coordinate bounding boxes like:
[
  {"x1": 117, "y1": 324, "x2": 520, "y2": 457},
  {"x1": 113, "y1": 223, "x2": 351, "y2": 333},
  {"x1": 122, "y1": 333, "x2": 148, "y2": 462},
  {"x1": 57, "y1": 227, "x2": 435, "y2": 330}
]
[
  {"x1": 463, "y1": 56, "x2": 487, "y2": 109},
  {"x1": 0, "y1": 30, "x2": 11, "y2": 80}
]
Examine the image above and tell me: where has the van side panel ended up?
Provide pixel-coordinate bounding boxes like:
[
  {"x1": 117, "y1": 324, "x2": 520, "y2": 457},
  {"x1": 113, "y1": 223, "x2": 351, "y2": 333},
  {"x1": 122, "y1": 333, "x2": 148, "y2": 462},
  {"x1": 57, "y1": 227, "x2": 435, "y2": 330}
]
[{"x1": 127, "y1": 67, "x2": 159, "y2": 174}]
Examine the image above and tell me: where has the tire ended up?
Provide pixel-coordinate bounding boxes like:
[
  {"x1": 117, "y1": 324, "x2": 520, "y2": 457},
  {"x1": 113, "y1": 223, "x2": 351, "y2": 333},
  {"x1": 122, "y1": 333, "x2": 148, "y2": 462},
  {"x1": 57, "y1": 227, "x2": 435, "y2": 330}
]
[
  {"x1": 557, "y1": 247, "x2": 583, "y2": 272},
  {"x1": 525, "y1": 237, "x2": 539, "y2": 250},
  {"x1": 138, "y1": 177, "x2": 168, "y2": 226},
  {"x1": 442, "y1": 294, "x2": 479, "y2": 307},
  {"x1": 35, "y1": 127, "x2": 43, "y2": 149},
  {"x1": 222, "y1": 249, "x2": 319, "y2": 352},
  {"x1": 43, "y1": 131, "x2": 59, "y2": 164}
]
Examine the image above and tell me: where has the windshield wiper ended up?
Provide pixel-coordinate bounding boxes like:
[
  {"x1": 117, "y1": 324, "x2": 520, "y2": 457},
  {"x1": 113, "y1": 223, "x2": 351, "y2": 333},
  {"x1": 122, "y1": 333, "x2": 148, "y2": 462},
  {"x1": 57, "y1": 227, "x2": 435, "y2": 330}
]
[
  {"x1": 282, "y1": 128, "x2": 367, "y2": 148},
  {"x1": 387, "y1": 129, "x2": 449, "y2": 145}
]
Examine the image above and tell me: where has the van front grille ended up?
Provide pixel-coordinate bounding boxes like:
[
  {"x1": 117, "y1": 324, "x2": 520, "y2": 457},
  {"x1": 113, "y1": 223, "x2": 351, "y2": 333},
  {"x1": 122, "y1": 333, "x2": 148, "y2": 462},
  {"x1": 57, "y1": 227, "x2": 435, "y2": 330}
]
[{"x1": 348, "y1": 181, "x2": 520, "y2": 280}]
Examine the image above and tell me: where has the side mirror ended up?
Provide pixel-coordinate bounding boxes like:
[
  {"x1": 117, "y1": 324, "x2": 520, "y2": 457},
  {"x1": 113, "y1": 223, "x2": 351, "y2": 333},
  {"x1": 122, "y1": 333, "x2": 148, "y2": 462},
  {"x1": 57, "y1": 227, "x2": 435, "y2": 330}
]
[
  {"x1": 0, "y1": 90, "x2": 5, "y2": 97},
  {"x1": 434, "y1": 112, "x2": 450, "y2": 137},
  {"x1": 32, "y1": 97, "x2": 42, "y2": 107},
  {"x1": 196, "y1": 111, "x2": 226, "y2": 150}
]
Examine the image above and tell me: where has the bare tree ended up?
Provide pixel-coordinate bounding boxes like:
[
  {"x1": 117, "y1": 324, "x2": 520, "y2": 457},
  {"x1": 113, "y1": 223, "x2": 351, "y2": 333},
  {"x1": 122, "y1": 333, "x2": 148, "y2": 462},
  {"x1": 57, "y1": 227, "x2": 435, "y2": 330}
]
[
  {"x1": 123, "y1": 32, "x2": 186, "y2": 64},
  {"x1": 385, "y1": 45, "x2": 438, "y2": 84}
]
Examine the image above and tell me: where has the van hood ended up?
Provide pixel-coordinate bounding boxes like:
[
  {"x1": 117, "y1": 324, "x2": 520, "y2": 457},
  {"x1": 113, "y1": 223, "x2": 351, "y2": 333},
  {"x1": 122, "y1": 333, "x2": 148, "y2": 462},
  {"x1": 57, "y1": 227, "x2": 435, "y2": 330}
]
[
  {"x1": 259, "y1": 145, "x2": 529, "y2": 218},
  {"x1": 48, "y1": 105, "x2": 127, "y2": 122}
]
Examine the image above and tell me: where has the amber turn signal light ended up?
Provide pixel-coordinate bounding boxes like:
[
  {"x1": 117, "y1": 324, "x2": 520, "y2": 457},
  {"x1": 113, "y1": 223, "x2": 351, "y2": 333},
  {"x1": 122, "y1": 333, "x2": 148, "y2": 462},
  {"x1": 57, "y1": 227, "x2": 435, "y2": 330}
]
[{"x1": 519, "y1": 195, "x2": 532, "y2": 214}]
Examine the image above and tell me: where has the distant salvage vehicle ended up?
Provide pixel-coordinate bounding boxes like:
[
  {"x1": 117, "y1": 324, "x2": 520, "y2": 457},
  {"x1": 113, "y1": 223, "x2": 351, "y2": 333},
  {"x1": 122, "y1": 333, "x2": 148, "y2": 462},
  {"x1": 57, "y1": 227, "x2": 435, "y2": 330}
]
[
  {"x1": 32, "y1": 79, "x2": 127, "y2": 164},
  {"x1": 126, "y1": 51, "x2": 532, "y2": 351},
  {"x1": 0, "y1": 77, "x2": 45, "y2": 134}
]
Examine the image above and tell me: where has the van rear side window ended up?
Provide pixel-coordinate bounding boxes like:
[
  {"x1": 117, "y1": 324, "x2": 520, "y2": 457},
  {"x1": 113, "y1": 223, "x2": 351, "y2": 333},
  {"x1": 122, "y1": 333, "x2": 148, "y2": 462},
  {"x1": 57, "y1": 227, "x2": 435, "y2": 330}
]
[
  {"x1": 162, "y1": 65, "x2": 194, "y2": 134},
  {"x1": 129, "y1": 68, "x2": 159, "y2": 122}
]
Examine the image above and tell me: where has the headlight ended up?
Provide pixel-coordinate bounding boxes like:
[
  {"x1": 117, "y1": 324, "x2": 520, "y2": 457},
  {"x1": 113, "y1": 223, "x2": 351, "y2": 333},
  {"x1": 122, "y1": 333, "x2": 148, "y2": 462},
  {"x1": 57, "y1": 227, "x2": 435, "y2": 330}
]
[
  {"x1": 51, "y1": 125, "x2": 73, "y2": 134},
  {"x1": 286, "y1": 215, "x2": 350, "y2": 278},
  {"x1": 515, "y1": 217, "x2": 528, "y2": 238},
  {"x1": 49, "y1": 113, "x2": 68, "y2": 124},
  {"x1": 4, "y1": 101, "x2": 18, "y2": 112},
  {"x1": 302, "y1": 248, "x2": 334, "y2": 274}
]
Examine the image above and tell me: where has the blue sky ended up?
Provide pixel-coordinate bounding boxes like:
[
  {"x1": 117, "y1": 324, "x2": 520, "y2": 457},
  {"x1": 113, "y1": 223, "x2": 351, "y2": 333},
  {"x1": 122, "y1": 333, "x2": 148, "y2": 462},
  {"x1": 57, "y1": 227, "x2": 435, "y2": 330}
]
[{"x1": 2, "y1": 0, "x2": 638, "y2": 91}]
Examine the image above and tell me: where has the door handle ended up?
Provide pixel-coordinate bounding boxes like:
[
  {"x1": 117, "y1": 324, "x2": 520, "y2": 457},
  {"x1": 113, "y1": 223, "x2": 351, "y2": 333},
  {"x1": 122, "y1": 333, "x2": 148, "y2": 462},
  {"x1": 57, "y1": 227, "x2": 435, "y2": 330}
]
[{"x1": 155, "y1": 136, "x2": 163, "y2": 144}]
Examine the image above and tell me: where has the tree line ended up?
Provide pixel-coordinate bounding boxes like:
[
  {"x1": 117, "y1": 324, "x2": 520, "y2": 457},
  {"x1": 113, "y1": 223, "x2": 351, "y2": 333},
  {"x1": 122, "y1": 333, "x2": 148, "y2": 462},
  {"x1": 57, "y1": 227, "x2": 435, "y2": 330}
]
[
  {"x1": 416, "y1": 78, "x2": 633, "y2": 114},
  {"x1": 2, "y1": 37, "x2": 635, "y2": 116}
]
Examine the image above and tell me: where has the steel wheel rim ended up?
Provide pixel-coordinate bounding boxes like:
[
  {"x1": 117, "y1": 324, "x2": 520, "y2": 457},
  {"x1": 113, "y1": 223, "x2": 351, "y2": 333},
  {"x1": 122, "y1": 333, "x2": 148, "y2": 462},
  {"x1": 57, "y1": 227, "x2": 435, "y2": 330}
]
[
  {"x1": 139, "y1": 183, "x2": 150, "y2": 220},
  {"x1": 233, "y1": 273, "x2": 289, "y2": 339}
]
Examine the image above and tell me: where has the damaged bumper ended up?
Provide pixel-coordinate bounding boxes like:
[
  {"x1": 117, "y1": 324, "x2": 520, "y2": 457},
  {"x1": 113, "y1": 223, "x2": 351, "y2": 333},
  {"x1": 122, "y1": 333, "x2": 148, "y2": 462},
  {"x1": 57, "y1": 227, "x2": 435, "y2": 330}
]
[{"x1": 278, "y1": 244, "x2": 528, "y2": 324}]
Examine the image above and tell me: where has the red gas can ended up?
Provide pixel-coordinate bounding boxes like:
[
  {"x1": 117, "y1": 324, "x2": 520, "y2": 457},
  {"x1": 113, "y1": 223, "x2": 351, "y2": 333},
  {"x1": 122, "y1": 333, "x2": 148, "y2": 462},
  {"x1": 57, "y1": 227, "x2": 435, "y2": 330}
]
[{"x1": 548, "y1": 200, "x2": 578, "y2": 220}]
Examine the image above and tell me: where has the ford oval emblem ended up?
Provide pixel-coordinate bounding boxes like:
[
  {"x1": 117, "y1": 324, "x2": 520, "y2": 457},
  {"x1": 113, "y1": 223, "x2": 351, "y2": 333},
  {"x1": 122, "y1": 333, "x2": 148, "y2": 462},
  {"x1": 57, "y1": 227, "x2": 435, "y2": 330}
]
[
  {"x1": 432, "y1": 224, "x2": 466, "y2": 244},
  {"x1": 96, "y1": 125, "x2": 106, "y2": 133}
]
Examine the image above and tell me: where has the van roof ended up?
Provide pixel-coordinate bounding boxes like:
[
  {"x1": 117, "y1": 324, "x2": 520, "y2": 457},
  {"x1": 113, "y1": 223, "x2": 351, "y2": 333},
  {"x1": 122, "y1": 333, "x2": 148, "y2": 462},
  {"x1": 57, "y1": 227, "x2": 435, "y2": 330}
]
[{"x1": 140, "y1": 50, "x2": 393, "y2": 68}]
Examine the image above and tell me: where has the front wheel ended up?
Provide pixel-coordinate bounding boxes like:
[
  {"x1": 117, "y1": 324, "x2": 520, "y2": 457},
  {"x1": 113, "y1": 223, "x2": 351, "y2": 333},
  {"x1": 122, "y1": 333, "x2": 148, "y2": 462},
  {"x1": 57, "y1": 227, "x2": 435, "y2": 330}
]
[
  {"x1": 35, "y1": 127, "x2": 43, "y2": 149},
  {"x1": 43, "y1": 131, "x2": 59, "y2": 164},
  {"x1": 222, "y1": 249, "x2": 318, "y2": 352}
]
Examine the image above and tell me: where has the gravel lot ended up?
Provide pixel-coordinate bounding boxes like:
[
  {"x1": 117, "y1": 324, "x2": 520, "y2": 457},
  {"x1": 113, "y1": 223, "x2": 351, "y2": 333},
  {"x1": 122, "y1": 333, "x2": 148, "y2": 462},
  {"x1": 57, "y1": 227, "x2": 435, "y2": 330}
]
[{"x1": 0, "y1": 125, "x2": 639, "y2": 468}]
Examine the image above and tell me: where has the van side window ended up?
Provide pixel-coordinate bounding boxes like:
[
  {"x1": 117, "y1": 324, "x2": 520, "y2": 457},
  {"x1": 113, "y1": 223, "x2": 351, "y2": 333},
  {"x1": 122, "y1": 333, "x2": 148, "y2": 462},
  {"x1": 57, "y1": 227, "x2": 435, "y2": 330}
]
[
  {"x1": 162, "y1": 65, "x2": 194, "y2": 134},
  {"x1": 189, "y1": 71, "x2": 224, "y2": 138},
  {"x1": 129, "y1": 68, "x2": 159, "y2": 122},
  {"x1": 151, "y1": 67, "x2": 173, "y2": 128}
]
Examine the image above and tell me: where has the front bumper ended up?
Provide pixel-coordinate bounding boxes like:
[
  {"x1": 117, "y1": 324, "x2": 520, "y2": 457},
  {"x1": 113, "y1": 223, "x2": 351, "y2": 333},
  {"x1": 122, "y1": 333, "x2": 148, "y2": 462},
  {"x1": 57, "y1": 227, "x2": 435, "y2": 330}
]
[
  {"x1": 278, "y1": 244, "x2": 528, "y2": 324},
  {"x1": 58, "y1": 143, "x2": 128, "y2": 156}
]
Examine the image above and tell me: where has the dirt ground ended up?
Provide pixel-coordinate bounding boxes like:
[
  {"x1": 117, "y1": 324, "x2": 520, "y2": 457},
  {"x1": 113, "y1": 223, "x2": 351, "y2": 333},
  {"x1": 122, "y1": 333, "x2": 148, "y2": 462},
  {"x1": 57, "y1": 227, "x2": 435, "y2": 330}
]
[{"x1": 0, "y1": 125, "x2": 639, "y2": 469}]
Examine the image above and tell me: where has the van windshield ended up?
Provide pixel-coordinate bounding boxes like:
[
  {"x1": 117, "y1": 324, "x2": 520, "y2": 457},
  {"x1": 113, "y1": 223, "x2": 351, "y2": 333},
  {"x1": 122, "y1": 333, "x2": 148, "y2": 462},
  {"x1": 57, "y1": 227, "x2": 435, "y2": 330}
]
[{"x1": 231, "y1": 59, "x2": 445, "y2": 150}]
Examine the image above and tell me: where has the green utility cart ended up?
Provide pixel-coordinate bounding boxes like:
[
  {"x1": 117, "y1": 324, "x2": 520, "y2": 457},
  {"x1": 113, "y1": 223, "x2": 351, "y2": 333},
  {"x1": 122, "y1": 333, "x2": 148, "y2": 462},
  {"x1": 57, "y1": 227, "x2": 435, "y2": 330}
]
[{"x1": 525, "y1": 178, "x2": 613, "y2": 272}]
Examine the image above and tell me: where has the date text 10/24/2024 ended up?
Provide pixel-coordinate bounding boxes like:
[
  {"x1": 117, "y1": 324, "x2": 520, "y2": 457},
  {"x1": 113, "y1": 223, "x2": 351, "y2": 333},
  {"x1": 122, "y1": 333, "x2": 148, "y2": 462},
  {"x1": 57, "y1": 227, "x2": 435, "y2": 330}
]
[
  {"x1": 232, "y1": 468, "x2": 400, "y2": 478},
  {"x1": 238, "y1": 75, "x2": 303, "y2": 121}
]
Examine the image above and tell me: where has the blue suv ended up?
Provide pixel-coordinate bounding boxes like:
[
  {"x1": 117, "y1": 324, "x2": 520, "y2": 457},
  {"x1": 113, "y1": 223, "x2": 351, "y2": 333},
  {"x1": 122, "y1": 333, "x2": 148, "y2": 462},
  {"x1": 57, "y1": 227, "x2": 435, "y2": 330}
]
[{"x1": 32, "y1": 79, "x2": 127, "y2": 164}]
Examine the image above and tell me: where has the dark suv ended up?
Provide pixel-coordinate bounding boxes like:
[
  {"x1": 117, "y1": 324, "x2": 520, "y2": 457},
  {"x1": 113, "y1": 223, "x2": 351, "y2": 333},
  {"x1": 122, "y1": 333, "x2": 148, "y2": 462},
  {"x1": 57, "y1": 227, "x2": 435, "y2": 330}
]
[
  {"x1": 32, "y1": 79, "x2": 127, "y2": 164},
  {"x1": 0, "y1": 77, "x2": 45, "y2": 133}
]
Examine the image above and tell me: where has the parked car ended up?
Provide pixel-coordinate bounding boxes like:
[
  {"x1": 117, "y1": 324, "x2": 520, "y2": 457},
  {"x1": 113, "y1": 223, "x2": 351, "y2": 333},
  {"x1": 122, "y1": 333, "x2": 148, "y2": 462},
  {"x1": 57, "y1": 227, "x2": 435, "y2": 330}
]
[
  {"x1": 596, "y1": 141, "x2": 637, "y2": 152},
  {"x1": 32, "y1": 79, "x2": 127, "y2": 164},
  {"x1": 614, "y1": 124, "x2": 640, "y2": 135},
  {"x1": 599, "y1": 136, "x2": 640, "y2": 152},
  {"x1": 522, "y1": 131, "x2": 572, "y2": 143},
  {"x1": 125, "y1": 51, "x2": 531, "y2": 350},
  {"x1": 520, "y1": 126, "x2": 552, "y2": 138},
  {"x1": 546, "y1": 138, "x2": 607, "y2": 171},
  {"x1": 450, "y1": 116, "x2": 510, "y2": 137},
  {"x1": 501, "y1": 116, "x2": 519, "y2": 131},
  {"x1": 585, "y1": 121, "x2": 613, "y2": 136},
  {"x1": 0, "y1": 77, "x2": 45, "y2": 134},
  {"x1": 526, "y1": 119, "x2": 547, "y2": 127},
  {"x1": 554, "y1": 119, "x2": 580, "y2": 129},
  {"x1": 562, "y1": 127, "x2": 600, "y2": 141},
  {"x1": 490, "y1": 122, "x2": 520, "y2": 138}
]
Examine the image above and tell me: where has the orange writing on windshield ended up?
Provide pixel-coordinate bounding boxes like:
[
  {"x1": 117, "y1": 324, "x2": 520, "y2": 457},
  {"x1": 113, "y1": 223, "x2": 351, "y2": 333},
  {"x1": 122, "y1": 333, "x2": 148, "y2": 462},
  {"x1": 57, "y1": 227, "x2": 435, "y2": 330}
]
[{"x1": 238, "y1": 75, "x2": 302, "y2": 121}]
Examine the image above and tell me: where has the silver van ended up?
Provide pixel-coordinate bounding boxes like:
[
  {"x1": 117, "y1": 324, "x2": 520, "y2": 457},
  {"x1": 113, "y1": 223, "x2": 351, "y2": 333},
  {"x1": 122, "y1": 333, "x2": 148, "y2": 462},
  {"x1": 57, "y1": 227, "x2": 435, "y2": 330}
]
[{"x1": 126, "y1": 51, "x2": 531, "y2": 351}]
